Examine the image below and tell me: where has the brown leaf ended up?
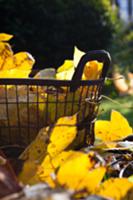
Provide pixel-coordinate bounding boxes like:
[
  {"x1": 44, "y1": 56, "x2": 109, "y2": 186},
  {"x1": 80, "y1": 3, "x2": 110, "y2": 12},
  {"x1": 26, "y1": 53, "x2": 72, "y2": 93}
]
[{"x1": 0, "y1": 151, "x2": 22, "y2": 198}]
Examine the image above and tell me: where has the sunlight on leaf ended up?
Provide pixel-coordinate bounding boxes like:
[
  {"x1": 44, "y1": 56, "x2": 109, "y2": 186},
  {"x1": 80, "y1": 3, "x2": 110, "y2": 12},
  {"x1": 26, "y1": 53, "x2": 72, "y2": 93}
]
[
  {"x1": 56, "y1": 60, "x2": 74, "y2": 80},
  {"x1": 0, "y1": 42, "x2": 13, "y2": 70},
  {"x1": 0, "y1": 33, "x2": 34, "y2": 79},
  {"x1": 18, "y1": 114, "x2": 77, "y2": 185},
  {"x1": 83, "y1": 60, "x2": 103, "y2": 80},
  {"x1": 0, "y1": 33, "x2": 13, "y2": 41},
  {"x1": 57, "y1": 60, "x2": 73, "y2": 73},
  {"x1": 47, "y1": 114, "x2": 77, "y2": 157},
  {"x1": 95, "y1": 110, "x2": 132, "y2": 142},
  {"x1": 56, "y1": 46, "x2": 103, "y2": 81},
  {"x1": 37, "y1": 150, "x2": 78, "y2": 187},
  {"x1": 73, "y1": 46, "x2": 85, "y2": 67},
  {"x1": 0, "y1": 52, "x2": 35, "y2": 78},
  {"x1": 97, "y1": 178, "x2": 133, "y2": 200},
  {"x1": 57, "y1": 151, "x2": 105, "y2": 192}
]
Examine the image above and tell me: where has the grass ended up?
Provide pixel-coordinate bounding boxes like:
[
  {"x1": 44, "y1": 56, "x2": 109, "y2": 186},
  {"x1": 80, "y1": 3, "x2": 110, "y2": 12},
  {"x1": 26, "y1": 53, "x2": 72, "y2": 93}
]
[{"x1": 98, "y1": 95, "x2": 133, "y2": 126}]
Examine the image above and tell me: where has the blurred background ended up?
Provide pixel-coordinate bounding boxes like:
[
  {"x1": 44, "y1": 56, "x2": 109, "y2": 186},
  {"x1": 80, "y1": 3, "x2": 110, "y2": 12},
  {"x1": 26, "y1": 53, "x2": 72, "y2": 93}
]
[{"x1": 0, "y1": 0, "x2": 133, "y2": 123}]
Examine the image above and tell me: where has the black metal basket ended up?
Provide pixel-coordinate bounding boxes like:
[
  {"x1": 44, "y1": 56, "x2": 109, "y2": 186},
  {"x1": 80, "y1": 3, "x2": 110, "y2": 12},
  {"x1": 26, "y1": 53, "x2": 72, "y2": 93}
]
[{"x1": 0, "y1": 50, "x2": 111, "y2": 147}]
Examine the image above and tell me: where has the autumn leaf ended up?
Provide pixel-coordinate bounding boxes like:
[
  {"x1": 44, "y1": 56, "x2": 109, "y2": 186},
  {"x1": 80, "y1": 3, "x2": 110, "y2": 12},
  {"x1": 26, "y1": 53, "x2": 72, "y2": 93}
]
[
  {"x1": 0, "y1": 33, "x2": 13, "y2": 42},
  {"x1": 56, "y1": 60, "x2": 74, "y2": 80},
  {"x1": 57, "y1": 60, "x2": 73, "y2": 73},
  {"x1": 95, "y1": 110, "x2": 132, "y2": 142},
  {"x1": 0, "y1": 33, "x2": 34, "y2": 79},
  {"x1": 83, "y1": 60, "x2": 103, "y2": 80},
  {"x1": 37, "y1": 151, "x2": 96, "y2": 188},
  {"x1": 0, "y1": 151, "x2": 22, "y2": 198},
  {"x1": 57, "y1": 151, "x2": 105, "y2": 192},
  {"x1": 18, "y1": 160, "x2": 38, "y2": 185},
  {"x1": 19, "y1": 127, "x2": 50, "y2": 162},
  {"x1": 18, "y1": 115, "x2": 78, "y2": 185},
  {"x1": 0, "y1": 52, "x2": 35, "y2": 78},
  {"x1": 37, "y1": 151, "x2": 78, "y2": 187},
  {"x1": 19, "y1": 114, "x2": 77, "y2": 162},
  {"x1": 56, "y1": 47, "x2": 103, "y2": 81},
  {"x1": 47, "y1": 114, "x2": 77, "y2": 157},
  {"x1": 79, "y1": 167, "x2": 106, "y2": 193},
  {"x1": 96, "y1": 178, "x2": 133, "y2": 200},
  {"x1": 0, "y1": 42, "x2": 13, "y2": 70},
  {"x1": 73, "y1": 46, "x2": 85, "y2": 67}
]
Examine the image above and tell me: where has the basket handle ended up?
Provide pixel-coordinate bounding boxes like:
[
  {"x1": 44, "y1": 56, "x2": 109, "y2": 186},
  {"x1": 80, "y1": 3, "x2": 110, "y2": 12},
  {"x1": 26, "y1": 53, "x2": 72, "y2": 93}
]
[{"x1": 70, "y1": 50, "x2": 111, "y2": 92}]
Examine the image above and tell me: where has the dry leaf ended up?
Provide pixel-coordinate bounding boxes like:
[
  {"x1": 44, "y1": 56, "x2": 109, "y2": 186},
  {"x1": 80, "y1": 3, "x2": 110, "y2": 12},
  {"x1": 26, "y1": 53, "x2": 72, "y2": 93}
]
[
  {"x1": 56, "y1": 151, "x2": 104, "y2": 192},
  {"x1": 37, "y1": 151, "x2": 86, "y2": 187},
  {"x1": 19, "y1": 127, "x2": 50, "y2": 162},
  {"x1": 73, "y1": 46, "x2": 85, "y2": 67},
  {"x1": 0, "y1": 33, "x2": 13, "y2": 41},
  {"x1": 0, "y1": 52, "x2": 35, "y2": 78},
  {"x1": 18, "y1": 115, "x2": 77, "y2": 185},
  {"x1": 18, "y1": 160, "x2": 38, "y2": 185},
  {"x1": 0, "y1": 151, "x2": 22, "y2": 198},
  {"x1": 47, "y1": 114, "x2": 77, "y2": 157},
  {"x1": 83, "y1": 61, "x2": 103, "y2": 80},
  {"x1": 96, "y1": 178, "x2": 133, "y2": 200},
  {"x1": 95, "y1": 110, "x2": 132, "y2": 142},
  {"x1": 0, "y1": 42, "x2": 13, "y2": 70}
]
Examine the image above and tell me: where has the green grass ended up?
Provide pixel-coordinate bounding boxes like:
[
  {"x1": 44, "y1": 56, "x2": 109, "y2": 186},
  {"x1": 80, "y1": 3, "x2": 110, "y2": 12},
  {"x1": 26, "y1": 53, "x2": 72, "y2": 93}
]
[{"x1": 98, "y1": 95, "x2": 133, "y2": 126}]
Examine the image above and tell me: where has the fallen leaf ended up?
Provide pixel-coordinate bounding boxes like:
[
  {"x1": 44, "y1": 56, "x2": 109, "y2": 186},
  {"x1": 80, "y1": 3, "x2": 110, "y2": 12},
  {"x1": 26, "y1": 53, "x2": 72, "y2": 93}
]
[
  {"x1": 96, "y1": 178, "x2": 133, "y2": 200},
  {"x1": 95, "y1": 110, "x2": 132, "y2": 142},
  {"x1": 0, "y1": 151, "x2": 22, "y2": 198},
  {"x1": 57, "y1": 151, "x2": 104, "y2": 192},
  {"x1": 19, "y1": 127, "x2": 50, "y2": 162},
  {"x1": 47, "y1": 114, "x2": 77, "y2": 157},
  {"x1": 37, "y1": 150, "x2": 87, "y2": 187}
]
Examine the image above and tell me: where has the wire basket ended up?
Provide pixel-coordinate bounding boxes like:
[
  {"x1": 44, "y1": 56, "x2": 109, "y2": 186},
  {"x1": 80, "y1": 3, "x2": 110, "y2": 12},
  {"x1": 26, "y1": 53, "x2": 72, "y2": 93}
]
[{"x1": 0, "y1": 50, "x2": 111, "y2": 147}]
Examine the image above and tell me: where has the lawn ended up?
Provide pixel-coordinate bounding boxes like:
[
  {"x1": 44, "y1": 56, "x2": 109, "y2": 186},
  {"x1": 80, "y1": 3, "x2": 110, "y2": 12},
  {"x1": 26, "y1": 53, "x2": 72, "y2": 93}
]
[{"x1": 98, "y1": 95, "x2": 133, "y2": 126}]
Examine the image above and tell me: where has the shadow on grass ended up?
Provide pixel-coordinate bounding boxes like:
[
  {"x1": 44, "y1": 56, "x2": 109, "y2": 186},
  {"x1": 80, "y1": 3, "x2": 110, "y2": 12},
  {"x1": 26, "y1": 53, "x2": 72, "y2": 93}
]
[{"x1": 98, "y1": 95, "x2": 133, "y2": 126}]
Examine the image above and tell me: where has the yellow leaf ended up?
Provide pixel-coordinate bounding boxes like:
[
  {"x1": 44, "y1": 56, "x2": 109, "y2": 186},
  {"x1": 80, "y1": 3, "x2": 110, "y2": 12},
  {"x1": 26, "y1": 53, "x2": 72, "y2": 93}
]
[
  {"x1": 56, "y1": 60, "x2": 74, "y2": 81},
  {"x1": 18, "y1": 114, "x2": 77, "y2": 186},
  {"x1": 52, "y1": 150, "x2": 77, "y2": 167},
  {"x1": 57, "y1": 151, "x2": 104, "y2": 191},
  {"x1": 37, "y1": 150, "x2": 77, "y2": 187},
  {"x1": 57, "y1": 152, "x2": 93, "y2": 189},
  {"x1": 97, "y1": 178, "x2": 133, "y2": 200},
  {"x1": 18, "y1": 160, "x2": 38, "y2": 185},
  {"x1": 47, "y1": 114, "x2": 77, "y2": 157},
  {"x1": 19, "y1": 127, "x2": 50, "y2": 162},
  {"x1": 80, "y1": 167, "x2": 106, "y2": 193},
  {"x1": 0, "y1": 52, "x2": 35, "y2": 78},
  {"x1": 0, "y1": 33, "x2": 13, "y2": 41},
  {"x1": 0, "y1": 42, "x2": 13, "y2": 70},
  {"x1": 36, "y1": 154, "x2": 56, "y2": 187},
  {"x1": 83, "y1": 60, "x2": 103, "y2": 80},
  {"x1": 95, "y1": 110, "x2": 132, "y2": 142},
  {"x1": 73, "y1": 46, "x2": 85, "y2": 67},
  {"x1": 57, "y1": 60, "x2": 73, "y2": 73}
]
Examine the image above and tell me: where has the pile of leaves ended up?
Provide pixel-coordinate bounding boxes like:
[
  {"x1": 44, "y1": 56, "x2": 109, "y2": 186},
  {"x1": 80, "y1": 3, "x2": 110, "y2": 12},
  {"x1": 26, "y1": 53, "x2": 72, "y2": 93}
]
[
  {"x1": 1, "y1": 34, "x2": 133, "y2": 200},
  {"x1": 1, "y1": 111, "x2": 133, "y2": 200}
]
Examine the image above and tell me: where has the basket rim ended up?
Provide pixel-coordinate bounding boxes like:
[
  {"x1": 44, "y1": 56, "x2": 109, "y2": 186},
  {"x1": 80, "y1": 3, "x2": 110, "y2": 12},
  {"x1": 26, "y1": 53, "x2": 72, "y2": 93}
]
[{"x1": 0, "y1": 78, "x2": 104, "y2": 86}]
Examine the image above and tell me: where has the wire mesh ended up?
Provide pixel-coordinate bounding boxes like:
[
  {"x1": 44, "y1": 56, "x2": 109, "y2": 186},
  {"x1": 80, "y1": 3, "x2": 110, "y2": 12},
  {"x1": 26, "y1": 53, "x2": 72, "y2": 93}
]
[
  {"x1": 0, "y1": 78, "x2": 103, "y2": 146},
  {"x1": 0, "y1": 50, "x2": 111, "y2": 147}
]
